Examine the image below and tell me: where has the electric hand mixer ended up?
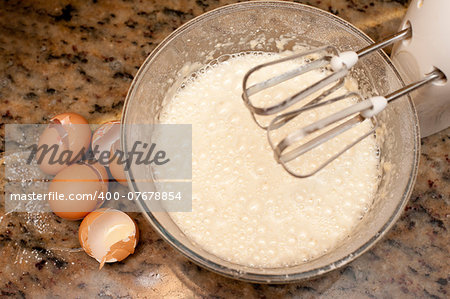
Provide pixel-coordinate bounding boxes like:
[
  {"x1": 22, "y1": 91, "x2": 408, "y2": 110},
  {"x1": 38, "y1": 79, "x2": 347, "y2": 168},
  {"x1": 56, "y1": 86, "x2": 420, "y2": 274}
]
[{"x1": 242, "y1": 0, "x2": 449, "y2": 178}]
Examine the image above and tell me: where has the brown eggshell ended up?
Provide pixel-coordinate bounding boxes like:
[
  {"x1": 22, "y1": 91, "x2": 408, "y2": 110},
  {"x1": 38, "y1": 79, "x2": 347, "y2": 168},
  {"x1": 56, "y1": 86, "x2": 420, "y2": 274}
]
[
  {"x1": 91, "y1": 120, "x2": 121, "y2": 162},
  {"x1": 37, "y1": 125, "x2": 70, "y2": 175},
  {"x1": 49, "y1": 162, "x2": 108, "y2": 220},
  {"x1": 78, "y1": 208, "x2": 139, "y2": 269},
  {"x1": 109, "y1": 141, "x2": 128, "y2": 186},
  {"x1": 53, "y1": 112, "x2": 89, "y2": 126},
  {"x1": 78, "y1": 208, "x2": 108, "y2": 257},
  {"x1": 52, "y1": 113, "x2": 92, "y2": 162},
  {"x1": 37, "y1": 113, "x2": 91, "y2": 175},
  {"x1": 102, "y1": 217, "x2": 139, "y2": 264}
]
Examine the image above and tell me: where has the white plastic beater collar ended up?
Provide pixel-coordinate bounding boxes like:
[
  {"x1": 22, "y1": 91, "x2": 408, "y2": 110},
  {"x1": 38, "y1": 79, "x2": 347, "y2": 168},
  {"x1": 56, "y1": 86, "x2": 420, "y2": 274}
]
[
  {"x1": 360, "y1": 96, "x2": 388, "y2": 118},
  {"x1": 330, "y1": 51, "x2": 359, "y2": 71}
]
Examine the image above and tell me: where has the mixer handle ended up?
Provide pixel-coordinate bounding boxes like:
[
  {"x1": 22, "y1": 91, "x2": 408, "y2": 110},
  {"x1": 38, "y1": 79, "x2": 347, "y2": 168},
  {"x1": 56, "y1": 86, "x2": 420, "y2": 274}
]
[{"x1": 392, "y1": 0, "x2": 450, "y2": 136}]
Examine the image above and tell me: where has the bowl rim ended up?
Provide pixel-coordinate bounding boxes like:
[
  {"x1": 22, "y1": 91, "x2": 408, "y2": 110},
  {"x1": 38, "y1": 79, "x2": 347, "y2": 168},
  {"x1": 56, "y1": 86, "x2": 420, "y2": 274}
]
[{"x1": 121, "y1": 0, "x2": 420, "y2": 283}]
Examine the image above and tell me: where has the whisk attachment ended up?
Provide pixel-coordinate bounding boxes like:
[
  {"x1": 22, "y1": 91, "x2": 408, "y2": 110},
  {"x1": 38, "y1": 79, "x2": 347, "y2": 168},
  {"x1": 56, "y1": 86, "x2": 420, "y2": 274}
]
[
  {"x1": 240, "y1": 27, "x2": 423, "y2": 178},
  {"x1": 266, "y1": 69, "x2": 444, "y2": 178},
  {"x1": 242, "y1": 28, "x2": 411, "y2": 124},
  {"x1": 267, "y1": 93, "x2": 383, "y2": 178},
  {"x1": 242, "y1": 46, "x2": 349, "y2": 129}
]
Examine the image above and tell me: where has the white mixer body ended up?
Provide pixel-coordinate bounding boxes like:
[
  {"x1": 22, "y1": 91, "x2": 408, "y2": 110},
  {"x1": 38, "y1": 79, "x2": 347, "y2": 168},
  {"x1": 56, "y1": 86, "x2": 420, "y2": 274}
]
[{"x1": 392, "y1": 0, "x2": 450, "y2": 137}]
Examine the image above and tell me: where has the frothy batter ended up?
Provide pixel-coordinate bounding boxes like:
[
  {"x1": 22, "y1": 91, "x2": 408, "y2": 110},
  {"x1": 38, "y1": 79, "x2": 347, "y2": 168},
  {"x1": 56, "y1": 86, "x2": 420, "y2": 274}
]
[{"x1": 162, "y1": 52, "x2": 379, "y2": 268}]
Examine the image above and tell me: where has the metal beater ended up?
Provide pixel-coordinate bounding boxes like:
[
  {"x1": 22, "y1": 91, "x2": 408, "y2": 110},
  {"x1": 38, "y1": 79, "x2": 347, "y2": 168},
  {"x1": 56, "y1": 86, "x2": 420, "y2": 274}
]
[{"x1": 242, "y1": 26, "x2": 446, "y2": 178}]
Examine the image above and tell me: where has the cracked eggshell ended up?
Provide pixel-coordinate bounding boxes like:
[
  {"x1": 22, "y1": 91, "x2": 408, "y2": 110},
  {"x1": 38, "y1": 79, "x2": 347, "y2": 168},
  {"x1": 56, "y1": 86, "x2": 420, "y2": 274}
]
[
  {"x1": 38, "y1": 112, "x2": 92, "y2": 175},
  {"x1": 78, "y1": 208, "x2": 139, "y2": 269},
  {"x1": 49, "y1": 161, "x2": 108, "y2": 220},
  {"x1": 91, "y1": 121, "x2": 127, "y2": 186},
  {"x1": 91, "y1": 120, "x2": 121, "y2": 162},
  {"x1": 109, "y1": 140, "x2": 128, "y2": 186}
]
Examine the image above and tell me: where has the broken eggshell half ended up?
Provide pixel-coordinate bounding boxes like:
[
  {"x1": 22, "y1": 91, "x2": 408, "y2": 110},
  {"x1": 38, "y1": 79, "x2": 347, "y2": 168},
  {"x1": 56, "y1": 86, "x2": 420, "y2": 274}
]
[
  {"x1": 37, "y1": 112, "x2": 92, "y2": 175},
  {"x1": 91, "y1": 120, "x2": 128, "y2": 186},
  {"x1": 109, "y1": 140, "x2": 128, "y2": 186},
  {"x1": 78, "y1": 208, "x2": 139, "y2": 269},
  {"x1": 91, "y1": 120, "x2": 121, "y2": 163}
]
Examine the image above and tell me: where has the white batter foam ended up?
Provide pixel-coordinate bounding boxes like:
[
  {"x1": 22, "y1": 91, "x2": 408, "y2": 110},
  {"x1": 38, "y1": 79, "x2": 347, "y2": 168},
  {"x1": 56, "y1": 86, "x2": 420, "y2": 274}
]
[{"x1": 162, "y1": 52, "x2": 379, "y2": 268}]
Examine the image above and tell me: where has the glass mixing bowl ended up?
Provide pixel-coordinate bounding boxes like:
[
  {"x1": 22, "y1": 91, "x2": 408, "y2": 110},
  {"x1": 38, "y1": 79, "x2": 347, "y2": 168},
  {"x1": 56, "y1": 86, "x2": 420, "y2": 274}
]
[{"x1": 121, "y1": 1, "x2": 420, "y2": 283}]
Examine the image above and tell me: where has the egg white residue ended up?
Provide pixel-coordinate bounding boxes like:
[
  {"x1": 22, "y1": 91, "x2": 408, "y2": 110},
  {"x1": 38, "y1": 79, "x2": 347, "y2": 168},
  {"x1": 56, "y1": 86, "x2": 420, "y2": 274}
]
[{"x1": 162, "y1": 52, "x2": 380, "y2": 268}]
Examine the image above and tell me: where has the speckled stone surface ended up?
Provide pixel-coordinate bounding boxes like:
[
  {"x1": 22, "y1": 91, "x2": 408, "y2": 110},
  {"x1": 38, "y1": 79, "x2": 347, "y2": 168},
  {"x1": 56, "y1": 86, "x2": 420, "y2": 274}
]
[{"x1": 0, "y1": 0, "x2": 448, "y2": 298}]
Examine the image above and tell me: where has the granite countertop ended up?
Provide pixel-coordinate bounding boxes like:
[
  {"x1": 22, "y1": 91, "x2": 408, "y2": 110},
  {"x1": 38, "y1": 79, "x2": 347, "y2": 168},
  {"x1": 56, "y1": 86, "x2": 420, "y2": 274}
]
[{"x1": 0, "y1": 0, "x2": 448, "y2": 298}]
